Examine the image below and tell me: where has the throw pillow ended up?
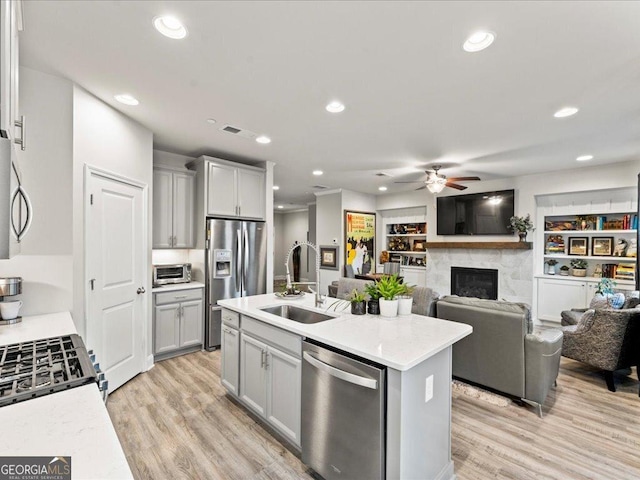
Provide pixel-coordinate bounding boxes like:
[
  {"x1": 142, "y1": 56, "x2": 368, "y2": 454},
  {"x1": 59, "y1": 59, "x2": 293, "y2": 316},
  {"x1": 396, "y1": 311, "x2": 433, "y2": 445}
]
[{"x1": 608, "y1": 292, "x2": 625, "y2": 309}]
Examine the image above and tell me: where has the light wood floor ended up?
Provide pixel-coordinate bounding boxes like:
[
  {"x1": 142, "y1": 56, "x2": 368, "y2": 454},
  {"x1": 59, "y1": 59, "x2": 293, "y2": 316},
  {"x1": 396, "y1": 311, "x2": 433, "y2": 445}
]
[{"x1": 108, "y1": 351, "x2": 640, "y2": 480}]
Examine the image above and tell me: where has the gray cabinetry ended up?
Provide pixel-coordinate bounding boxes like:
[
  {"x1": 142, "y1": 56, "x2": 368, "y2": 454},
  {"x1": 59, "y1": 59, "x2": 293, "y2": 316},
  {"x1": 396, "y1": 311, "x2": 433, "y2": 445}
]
[
  {"x1": 225, "y1": 312, "x2": 302, "y2": 447},
  {"x1": 152, "y1": 167, "x2": 195, "y2": 249},
  {"x1": 153, "y1": 287, "x2": 203, "y2": 361},
  {"x1": 203, "y1": 157, "x2": 265, "y2": 220}
]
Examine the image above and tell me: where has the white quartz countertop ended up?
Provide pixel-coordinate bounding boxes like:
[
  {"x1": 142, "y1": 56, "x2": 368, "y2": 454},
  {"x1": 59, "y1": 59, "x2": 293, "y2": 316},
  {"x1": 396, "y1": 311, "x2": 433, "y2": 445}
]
[
  {"x1": 218, "y1": 294, "x2": 472, "y2": 371},
  {"x1": 151, "y1": 281, "x2": 205, "y2": 293},
  {"x1": 0, "y1": 312, "x2": 133, "y2": 480}
]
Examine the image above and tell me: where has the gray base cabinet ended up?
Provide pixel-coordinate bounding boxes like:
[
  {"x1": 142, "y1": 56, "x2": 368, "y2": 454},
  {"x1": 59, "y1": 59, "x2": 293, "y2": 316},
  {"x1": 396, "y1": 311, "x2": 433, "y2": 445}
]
[
  {"x1": 221, "y1": 308, "x2": 301, "y2": 448},
  {"x1": 153, "y1": 288, "x2": 203, "y2": 361}
]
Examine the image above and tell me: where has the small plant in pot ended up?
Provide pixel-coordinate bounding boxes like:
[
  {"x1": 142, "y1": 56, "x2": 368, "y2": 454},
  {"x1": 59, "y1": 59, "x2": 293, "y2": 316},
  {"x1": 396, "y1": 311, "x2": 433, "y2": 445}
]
[
  {"x1": 397, "y1": 283, "x2": 415, "y2": 315},
  {"x1": 508, "y1": 214, "x2": 535, "y2": 242},
  {"x1": 559, "y1": 265, "x2": 570, "y2": 276},
  {"x1": 545, "y1": 258, "x2": 558, "y2": 275},
  {"x1": 376, "y1": 274, "x2": 404, "y2": 317},
  {"x1": 570, "y1": 259, "x2": 588, "y2": 277},
  {"x1": 364, "y1": 282, "x2": 381, "y2": 315},
  {"x1": 348, "y1": 289, "x2": 367, "y2": 315}
]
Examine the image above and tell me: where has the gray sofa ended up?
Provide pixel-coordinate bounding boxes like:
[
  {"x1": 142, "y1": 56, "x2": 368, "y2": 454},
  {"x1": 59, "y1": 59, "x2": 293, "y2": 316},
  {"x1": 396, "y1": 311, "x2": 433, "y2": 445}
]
[
  {"x1": 436, "y1": 295, "x2": 563, "y2": 417},
  {"x1": 328, "y1": 279, "x2": 439, "y2": 317}
]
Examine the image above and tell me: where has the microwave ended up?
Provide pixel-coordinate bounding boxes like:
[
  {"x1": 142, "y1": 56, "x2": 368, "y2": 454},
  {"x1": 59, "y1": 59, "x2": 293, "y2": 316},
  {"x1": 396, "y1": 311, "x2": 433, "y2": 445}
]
[{"x1": 153, "y1": 263, "x2": 192, "y2": 287}]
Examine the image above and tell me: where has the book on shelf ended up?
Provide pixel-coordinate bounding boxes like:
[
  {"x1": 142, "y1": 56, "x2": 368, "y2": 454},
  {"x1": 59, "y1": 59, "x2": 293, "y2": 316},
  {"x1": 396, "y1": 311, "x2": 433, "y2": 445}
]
[{"x1": 614, "y1": 263, "x2": 635, "y2": 282}]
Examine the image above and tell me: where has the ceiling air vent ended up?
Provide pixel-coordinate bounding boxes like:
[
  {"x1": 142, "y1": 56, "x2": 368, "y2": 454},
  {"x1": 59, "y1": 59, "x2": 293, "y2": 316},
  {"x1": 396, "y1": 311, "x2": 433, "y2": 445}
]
[
  {"x1": 375, "y1": 172, "x2": 391, "y2": 177},
  {"x1": 313, "y1": 185, "x2": 329, "y2": 190},
  {"x1": 220, "y1": 124, "x2": 257, "y2": 140}
]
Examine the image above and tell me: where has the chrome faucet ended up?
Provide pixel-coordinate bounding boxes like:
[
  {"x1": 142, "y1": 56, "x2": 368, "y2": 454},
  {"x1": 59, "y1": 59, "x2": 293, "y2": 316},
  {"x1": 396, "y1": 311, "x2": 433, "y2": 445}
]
[{"x1": 285, "y1": 241, "x2": 324, "y2": 307}]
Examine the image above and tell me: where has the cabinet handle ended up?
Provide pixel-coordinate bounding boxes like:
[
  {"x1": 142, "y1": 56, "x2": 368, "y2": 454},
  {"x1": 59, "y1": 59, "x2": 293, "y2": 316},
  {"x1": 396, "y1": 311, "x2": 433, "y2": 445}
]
[
  {"x1": 238, "y1": 205, "x2": 241, "y2": 217},
  {"x1": 174, "y1": 295, "x2": 188, "y2": 299},
  {"x1": 265, "y1": 352, "x2": 270, "y2": 370},
  {"x1": 173, "y1": 235, "x2": 177, "y2": 246},
  {"x1": 169, "y1": 235, "x2": 173, "y2": 247},
  {"x1": 14, "y1": 115, "x2": 25, "y2": 151},
  {"x1": 261, "y1": 349, "x2": 266, "y2": 368}
]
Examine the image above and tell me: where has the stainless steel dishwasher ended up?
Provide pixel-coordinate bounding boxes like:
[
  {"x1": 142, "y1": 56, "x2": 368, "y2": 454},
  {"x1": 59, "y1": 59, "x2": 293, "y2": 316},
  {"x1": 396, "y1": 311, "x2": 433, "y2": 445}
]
[{"x1": 301, "y1": 339, "x2": 386, "y2": 480}]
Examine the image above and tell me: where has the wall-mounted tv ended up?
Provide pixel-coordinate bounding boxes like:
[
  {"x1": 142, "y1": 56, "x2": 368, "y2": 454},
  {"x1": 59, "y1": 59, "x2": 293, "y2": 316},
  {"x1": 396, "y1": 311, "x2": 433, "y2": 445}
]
[{"x1": 436, "y1": 189, "x2": 515, "y2": 235}]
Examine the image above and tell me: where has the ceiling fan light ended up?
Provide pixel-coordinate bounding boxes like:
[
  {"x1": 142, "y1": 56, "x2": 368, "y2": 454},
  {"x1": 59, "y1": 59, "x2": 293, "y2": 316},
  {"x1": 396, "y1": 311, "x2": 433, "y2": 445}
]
[{"x1": 427, "y1": 182, "x2": 446, "y2": 194}]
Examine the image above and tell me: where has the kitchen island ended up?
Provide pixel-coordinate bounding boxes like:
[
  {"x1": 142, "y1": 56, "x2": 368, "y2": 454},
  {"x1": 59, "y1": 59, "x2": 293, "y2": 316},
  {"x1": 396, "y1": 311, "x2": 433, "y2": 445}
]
[
  {"x1": 0, "y1": 312, "x2": 133, "y2": 480},
  {"x1": 218, "y1": 294, "x2": 472, "y2": 480}
]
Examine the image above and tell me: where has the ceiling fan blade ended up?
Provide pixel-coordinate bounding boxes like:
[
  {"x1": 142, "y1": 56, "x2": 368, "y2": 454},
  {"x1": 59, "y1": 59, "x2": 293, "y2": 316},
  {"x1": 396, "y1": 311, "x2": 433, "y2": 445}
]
[
  {"x1": 445, "y1": 182, "x2": 467, "y2": 190},
  {"x1": 446, "y1": 176, "x2": 481, "y2": 182},
  {"x1": 415, "y1": 186, "x2": 426, "y2": 191}
]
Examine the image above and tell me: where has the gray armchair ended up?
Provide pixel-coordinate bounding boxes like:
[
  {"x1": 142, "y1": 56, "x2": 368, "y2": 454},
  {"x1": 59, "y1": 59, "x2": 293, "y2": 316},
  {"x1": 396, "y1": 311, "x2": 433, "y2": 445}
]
[{"x1": 561, "y1": 308, "x2": 640, "y2": 394}]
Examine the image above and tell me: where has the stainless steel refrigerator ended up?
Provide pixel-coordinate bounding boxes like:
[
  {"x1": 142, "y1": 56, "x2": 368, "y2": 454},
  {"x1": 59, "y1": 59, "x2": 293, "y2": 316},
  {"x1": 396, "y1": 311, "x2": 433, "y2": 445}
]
[{"x1": 205, "y1": 218, "x2": 267, "y2": 350}]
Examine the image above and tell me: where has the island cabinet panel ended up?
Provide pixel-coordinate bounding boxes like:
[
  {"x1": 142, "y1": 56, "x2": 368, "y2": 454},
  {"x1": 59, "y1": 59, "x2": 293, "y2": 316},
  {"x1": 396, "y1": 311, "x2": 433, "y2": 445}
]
[
  {"x1": 240, "y1": 332, "x2": 268, "y2": 416},
  {"x1": 266, "y1": 347, "x2": 301, "y2": 445},
  {"x1": 227, "y1": 315, "x2": 302, "y2": 448},
  {"x1": 221, "y1": 324, "x2": 240, "y2": 395}
]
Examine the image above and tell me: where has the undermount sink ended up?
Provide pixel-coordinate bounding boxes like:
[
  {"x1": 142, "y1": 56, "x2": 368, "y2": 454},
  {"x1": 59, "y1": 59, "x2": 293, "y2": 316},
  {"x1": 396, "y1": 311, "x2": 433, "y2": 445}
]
[{"x1": 260, "y1": 305, "x2": 336, "y2": 324}]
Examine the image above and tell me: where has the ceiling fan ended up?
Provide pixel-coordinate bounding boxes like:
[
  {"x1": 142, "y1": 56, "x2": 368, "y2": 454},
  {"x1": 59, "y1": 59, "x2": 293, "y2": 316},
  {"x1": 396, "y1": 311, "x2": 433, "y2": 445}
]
[{"x1": 395, "y1": 165, "x2": 481, "y2": 193}]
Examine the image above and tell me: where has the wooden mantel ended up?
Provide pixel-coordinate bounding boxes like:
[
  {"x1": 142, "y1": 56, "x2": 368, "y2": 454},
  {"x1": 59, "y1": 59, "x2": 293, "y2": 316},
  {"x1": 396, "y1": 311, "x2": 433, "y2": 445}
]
[{"x1": 425, "y1": 242, "x2": 533, "y2": 250}]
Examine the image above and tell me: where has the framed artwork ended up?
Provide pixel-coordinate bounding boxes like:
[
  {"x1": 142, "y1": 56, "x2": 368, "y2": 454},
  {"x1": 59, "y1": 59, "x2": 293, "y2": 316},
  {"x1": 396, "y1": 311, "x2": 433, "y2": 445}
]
[
  {"x1": 344, "y1": 210, "x2": 376, "y2": 276},
  {"x1": 592, "y1": 237, "x2": 614, "y2": 256},
  {"x1": 568, "y1": 237, "x2": 588, "y2": 256},
  {"x1": 319, "y1": 245, "x2": 339, "y2": 270}
]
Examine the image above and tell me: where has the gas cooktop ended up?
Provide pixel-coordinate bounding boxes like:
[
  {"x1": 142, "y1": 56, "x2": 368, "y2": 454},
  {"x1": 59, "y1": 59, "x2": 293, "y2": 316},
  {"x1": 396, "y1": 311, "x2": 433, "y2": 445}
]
[{"x1": 0, "y1": 334, "x2": 97, "y2": 407}]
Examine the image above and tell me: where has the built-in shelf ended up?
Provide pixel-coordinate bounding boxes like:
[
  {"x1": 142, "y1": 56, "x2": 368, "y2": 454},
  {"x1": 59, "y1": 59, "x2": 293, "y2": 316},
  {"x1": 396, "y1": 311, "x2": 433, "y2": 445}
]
[
  {"x1": 534, "y1": 273, "x2": 635, "y2": 285},
  {"x1": 425, "y1": 242, "x2": 532, "y2": 250},
  {"x1": 385, "y1": 234, "x2": 426, "y2": 237},
  {"x1": 543, "y1": 229, "x2": 636, "y2": 235},
  {"x1": 543, "y1": 254, "x2": 636, "y2": 262},
  {"x1": 387, "y1": 250, "x2": 426, "y2": 255}
]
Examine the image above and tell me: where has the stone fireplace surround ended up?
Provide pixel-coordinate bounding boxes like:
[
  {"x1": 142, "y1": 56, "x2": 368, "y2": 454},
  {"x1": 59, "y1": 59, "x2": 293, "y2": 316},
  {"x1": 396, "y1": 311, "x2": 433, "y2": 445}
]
[{"x1": 426, "y1": 247, "x2": 533, "y2": 306}]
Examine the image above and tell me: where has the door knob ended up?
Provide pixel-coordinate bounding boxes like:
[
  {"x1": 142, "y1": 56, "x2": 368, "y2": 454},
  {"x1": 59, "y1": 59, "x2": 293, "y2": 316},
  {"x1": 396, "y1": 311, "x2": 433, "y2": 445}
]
[{"x1": 137, "y1": 287, "x2": 146, "y2": 294}]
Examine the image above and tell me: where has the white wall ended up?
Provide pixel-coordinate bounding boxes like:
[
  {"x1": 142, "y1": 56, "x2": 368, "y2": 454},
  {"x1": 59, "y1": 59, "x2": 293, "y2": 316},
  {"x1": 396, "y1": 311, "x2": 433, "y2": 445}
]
[
  {"x1": 72, "y1": 86, "x2": 153, "y2": 338},
  {"x1": 274, "y1": 210, "x2": 309, "y2": 280},
  {"x1": 153, "y1": 149, "x2": 195, "y2": 169},
  {"x1": 0, "y1": 67, "x2": 74, "y2": 316},
  {"x1": 315, "y1": 191, "x2": 342, "y2": 294}
]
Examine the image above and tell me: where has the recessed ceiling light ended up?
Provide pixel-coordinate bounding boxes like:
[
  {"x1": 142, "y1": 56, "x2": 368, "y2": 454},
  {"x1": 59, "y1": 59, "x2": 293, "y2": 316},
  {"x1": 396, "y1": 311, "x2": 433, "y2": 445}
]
[
  {"x1": 153, "y1": 16, "x2": 187, "y2": 39},
  {"x1": 576, "y1": 155, "x2": 594, "y2": 161},
  {"x1": 277, "y1": 205, "x2": 284, "y2": 209},
  {"x1": 312, "y1": 170, "x2": 323, "y2": 176},
  {"x1": 554, "y1": 107, "x2": 579, "y2": 118},
  {"x1": 114, "y1": 94, "x2": 139, "y2": 106},
  {"x1": 325, "y1": 101, "x2": 345, "y2": 113},
  {"x1": 256, "y1": 135, "x2": 271, "y2": 144},
  {"x1": 272, "y1": 185, "x2": 280, "y2": 190},
  {"x1": 463, "y1": 31, "x2": 495, "y2": 52},
  {"x1": 378, "y1": 186, "x2": 388, "y2": 191},
  {"x1": 206, "y1": 118, "x2": 216, "y2": 124}
]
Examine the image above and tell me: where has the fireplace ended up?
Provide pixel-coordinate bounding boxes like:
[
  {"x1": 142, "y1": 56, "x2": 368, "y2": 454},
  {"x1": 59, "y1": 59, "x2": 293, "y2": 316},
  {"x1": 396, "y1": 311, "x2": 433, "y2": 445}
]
[{"x1": 451, "y1": 267, "x2": 498, "y2": 300}]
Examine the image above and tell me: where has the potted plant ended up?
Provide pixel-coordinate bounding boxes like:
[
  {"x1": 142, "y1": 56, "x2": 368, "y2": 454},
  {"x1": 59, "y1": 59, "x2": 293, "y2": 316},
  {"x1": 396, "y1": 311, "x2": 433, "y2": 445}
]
[
  {"x1": 596, "y1": 277, "x2": 616, "y2": 295},
  {"x1": 545, "y1": 258, "x2": 558, "y2": 275},
  {"x1": 364, "y1": 282, "x2": 381, "y2": 315},
  {"x1": 376, "y1": 274, "x2": 404, "y2": 317},
  {"x1": 559, "y1": 265, "x2": 570, "y2": 276},
  {"x1": 570, "y1": 259, "x2": 588, "y2": 277},
  {"x1": 348, "y1": 289, "x2": 367, "y2": 315},
  {"x1": 508, "y1": 214, "x2": 535, "y2": 242},
  {"x1": 397, "y1": 283, "x2": 415, "y2": 315}
]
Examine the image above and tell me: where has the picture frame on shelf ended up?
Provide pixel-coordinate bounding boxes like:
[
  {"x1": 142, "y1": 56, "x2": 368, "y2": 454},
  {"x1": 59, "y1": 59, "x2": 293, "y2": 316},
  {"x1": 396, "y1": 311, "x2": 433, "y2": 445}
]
[
  {"x1": 592, "y1": 237, "x2": 614, "y2": 256},
  {"x1": 413, "y1": 241, "x2": 425, "y2": 251},
  {"x1": 568, "y1": 237, "x2": 588, "y2": 256},
  {"x1": 319, "y1": 245, "x2": 339, "y2": 270}
]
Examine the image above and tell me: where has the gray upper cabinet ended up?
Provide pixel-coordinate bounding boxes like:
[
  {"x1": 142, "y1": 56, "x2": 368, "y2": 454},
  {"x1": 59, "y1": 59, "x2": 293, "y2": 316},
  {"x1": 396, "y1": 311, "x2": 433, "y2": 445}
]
[
  {"x1": 206, "y1": 160, "x2": 265, "y2": 220},
  {"x1": 153, "y1": 167, "x2": 195, "y2": 249}
]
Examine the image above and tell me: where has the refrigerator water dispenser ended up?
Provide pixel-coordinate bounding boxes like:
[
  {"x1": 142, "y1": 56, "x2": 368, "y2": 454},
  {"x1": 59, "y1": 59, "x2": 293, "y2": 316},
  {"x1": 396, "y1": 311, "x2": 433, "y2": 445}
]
[{"x1": 214, "y1": 249, "x2": 232, "y2": 277}]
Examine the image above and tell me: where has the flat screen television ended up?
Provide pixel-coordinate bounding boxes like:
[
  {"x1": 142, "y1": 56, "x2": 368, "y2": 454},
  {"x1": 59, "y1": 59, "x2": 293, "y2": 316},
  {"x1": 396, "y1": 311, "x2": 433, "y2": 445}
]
[{"x1": 436, "y1": 189, "x2": 515, "y2": 235}]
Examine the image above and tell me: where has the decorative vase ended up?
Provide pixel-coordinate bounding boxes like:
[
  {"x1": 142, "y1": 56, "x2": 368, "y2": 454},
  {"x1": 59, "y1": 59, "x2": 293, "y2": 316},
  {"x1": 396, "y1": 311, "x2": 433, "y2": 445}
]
[
  {"x1": 367, "y1": 300, "x2": 380, "y2": 315},
  {"x1": 397, "y1": 296, "x2": 413, "y2": 315},
  {"x1": 560, "y1": 269, "x2": 569, "y2": 276},
  {"x1": 379, "y1": 298, "x2": 398, "y2": 318},
  {"x1": 351, "y1": 301, "x2": 366, "y2": 315},
  {"x1": 548, "y1": 265, "x2": 556, "y2": 275},
  {"x1": 573, "y1": 268, "x2": 587, "y2": 277},
  {"x1": 518, "y1": 231, "x2": 527, "y2": 242}
]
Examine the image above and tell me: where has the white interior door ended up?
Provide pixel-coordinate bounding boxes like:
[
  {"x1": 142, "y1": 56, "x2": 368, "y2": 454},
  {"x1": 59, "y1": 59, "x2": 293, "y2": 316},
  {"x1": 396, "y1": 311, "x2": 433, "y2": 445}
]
[{"x1": 87, "y1": 169, "x2": 146, "y2": 391}]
